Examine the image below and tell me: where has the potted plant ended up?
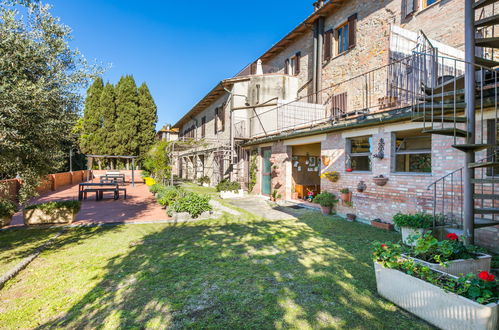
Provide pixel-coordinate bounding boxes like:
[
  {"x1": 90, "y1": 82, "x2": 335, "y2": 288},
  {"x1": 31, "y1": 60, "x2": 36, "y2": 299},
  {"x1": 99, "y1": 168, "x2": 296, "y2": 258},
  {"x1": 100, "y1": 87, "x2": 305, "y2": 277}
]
[
  {"x1": 346, "y1": 213, "x2": 356, "y2": 221},
  {"x1": 216, "y1": 180, "x2": 244, "y2": 199},
  {"x1": 372, "y1": 242, "x2": 498, "y2": 330},
  {"x1": 291, "y1": 186, "x2": 299, "y2": 200},
  {"x1": 272, "y1": 164, "x2": 281, "y2": 176},
  {"x1": 340, "y1": 188, "x2": 351, "y2": 203},
  {"x1": 0, "y1": 198, "x2": 17, "y2": 228},
  {"x1": 402, "y1": 232, "x2": 492, "y2": 276},
  {"x1": 392, "y1": 213, "x2": 433, "y2": 246},
  {"x1": 373, "y1": 175, "x2": 388, "y2": 186},
  {"x1": 270, "y1": 189, "x2": 282, "y2": 202},
  {"x1": 370, "y1": 218, "x2": 394, "y2": 231},
  {"x1": 320, "y1": 171, "x2": 340, "y2": 183},
  {"x1": 313, "y1": 192, "x2": 338, "y2": 215},
  {"x1": 23, "y1": 200, "x2": 81, "y2": 225},
  {"x1": 197, "y1": 176, "x2": 210, "y2": 187}
]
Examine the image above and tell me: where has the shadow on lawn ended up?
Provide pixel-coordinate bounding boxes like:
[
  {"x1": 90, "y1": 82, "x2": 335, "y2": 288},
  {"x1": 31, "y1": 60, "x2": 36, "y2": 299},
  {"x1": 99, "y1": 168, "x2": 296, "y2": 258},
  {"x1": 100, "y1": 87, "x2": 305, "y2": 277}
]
[{"x1": 37, "y1": 212, "x2": 431, "y2": 329}]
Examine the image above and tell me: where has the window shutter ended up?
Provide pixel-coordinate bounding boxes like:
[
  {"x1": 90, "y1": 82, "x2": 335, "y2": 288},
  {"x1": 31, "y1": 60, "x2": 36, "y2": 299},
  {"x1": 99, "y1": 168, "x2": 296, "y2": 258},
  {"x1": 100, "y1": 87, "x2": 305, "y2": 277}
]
[
  {"x1": 201, "y1": 116, "x2": 206, "y2": 138},
  {"x1": 324, "y1": 30, "x2": 333, "y2": 61},
  {"x1": 284, "y1": 59, "x2": 290, "y2": 75},
  {"x1": 220, "y1": 106, "x2": 225, "y2": 131},
  {"x1": 295, "y1": 52, "x2": 301, "y2": 74},
  {"x1": 404, "y1": 0, "x2": 416, "y2": 17},
  {"x1": 214, "y1": 108, "x2": 218, "y2": 134},
  {"x1": 348, "y1": 13, "x2": 357, "y2": 49}
]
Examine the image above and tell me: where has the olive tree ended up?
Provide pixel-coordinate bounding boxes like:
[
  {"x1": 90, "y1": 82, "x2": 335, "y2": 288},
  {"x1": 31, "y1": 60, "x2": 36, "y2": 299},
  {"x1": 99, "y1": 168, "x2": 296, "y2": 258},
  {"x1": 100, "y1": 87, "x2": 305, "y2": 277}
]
[{"x1": 0, "y1": 1, "x2": 101, "y2": 203}]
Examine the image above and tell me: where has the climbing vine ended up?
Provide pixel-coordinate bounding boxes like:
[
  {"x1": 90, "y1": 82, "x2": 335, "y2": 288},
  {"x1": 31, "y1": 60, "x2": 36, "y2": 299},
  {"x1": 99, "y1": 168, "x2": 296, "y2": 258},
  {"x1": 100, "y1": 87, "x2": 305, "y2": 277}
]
[{"x1": 249, "y1": 151, "x2": 258, "y2": 192}]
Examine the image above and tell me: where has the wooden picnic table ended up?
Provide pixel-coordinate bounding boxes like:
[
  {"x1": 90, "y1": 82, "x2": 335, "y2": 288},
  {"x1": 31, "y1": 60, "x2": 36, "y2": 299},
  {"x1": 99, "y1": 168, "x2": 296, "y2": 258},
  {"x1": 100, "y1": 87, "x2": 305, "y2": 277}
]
[{"x1": 78, "y1": 183, "x2": 127, "y2": 201}]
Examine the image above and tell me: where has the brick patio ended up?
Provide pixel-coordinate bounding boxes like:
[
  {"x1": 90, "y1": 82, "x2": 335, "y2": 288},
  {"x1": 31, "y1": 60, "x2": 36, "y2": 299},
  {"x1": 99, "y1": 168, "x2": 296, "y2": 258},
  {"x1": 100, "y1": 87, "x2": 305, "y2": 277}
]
[{"x1": 9, "y1": 182, "x2": 169, "y2": 227}]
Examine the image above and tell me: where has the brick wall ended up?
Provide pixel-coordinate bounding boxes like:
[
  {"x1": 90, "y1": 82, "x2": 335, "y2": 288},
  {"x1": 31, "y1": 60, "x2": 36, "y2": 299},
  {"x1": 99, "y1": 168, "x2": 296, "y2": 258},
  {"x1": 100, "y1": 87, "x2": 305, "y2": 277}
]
[{"x1": 0, "y1": 170, "x2": 93, "y2": 201}]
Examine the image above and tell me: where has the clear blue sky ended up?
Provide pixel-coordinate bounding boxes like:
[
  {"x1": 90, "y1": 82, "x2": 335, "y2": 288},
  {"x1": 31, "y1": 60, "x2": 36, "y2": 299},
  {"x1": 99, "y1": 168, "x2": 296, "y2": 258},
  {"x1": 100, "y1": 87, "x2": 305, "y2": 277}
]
[{"x1": 48, "y1": 0, "x2": 314, "y2": 129}]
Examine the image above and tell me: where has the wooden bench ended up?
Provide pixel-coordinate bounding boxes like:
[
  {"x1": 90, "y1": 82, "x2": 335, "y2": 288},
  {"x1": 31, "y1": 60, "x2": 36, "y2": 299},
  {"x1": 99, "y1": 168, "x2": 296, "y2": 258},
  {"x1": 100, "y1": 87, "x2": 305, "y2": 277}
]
[{"x1": 78, "y1": 183, "x2": 126, "y2": 201}]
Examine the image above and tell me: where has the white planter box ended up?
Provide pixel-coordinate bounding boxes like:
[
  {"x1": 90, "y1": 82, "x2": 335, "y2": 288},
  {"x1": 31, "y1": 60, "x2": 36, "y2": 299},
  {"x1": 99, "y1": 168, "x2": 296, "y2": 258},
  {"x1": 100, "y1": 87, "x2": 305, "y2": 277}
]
[
  {"x1": 401, "y1": 227, "x2": 425, "y2": 246},
  {"x1": 404, "y1": 253, "x2": 492, "y2": 276},
  {"x1": 219, "y1": 189, "x2": 245, "y2": 199},
  {"x1": 374, "y1": 262, "x2": 498, "y2": 330}
]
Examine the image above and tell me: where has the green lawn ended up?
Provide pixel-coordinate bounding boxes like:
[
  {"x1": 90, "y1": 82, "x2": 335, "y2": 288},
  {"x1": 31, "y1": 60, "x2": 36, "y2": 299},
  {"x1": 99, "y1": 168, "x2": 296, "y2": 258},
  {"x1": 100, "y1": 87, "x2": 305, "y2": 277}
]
[{"x1": 0, "y1": 210, "x2": 433, "y2": 329}]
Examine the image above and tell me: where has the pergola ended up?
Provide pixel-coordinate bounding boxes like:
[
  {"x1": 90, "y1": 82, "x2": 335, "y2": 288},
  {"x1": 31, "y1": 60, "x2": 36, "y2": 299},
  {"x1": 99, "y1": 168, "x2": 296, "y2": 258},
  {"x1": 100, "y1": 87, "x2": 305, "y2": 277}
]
[{"x1": 86, "y1": 155, "x2": 138, "y2": 186}]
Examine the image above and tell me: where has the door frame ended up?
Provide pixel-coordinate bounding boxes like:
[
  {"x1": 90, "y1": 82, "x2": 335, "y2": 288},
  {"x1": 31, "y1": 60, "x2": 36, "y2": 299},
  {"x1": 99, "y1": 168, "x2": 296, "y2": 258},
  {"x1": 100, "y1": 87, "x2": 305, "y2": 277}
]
[{"x1": 261, "y1": 147, "x2": 272, "y2": 196}]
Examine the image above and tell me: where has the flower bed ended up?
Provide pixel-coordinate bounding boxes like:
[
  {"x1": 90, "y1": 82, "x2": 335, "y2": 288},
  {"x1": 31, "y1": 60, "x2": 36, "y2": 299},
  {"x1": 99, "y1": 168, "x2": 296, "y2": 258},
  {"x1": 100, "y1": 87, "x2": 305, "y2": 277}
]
[
  {"x1": 392, "y1": 213, "x2": 433, "y2": 246},
  {"x1": 403, "y1": 232, "x2": 492, "y2": 276},
  {"x1": 23, "y1": 201, "x2": 81, "y2": 225},
  {"x1": 374, "y1": 262, "x2": 498, "y2": 330}
]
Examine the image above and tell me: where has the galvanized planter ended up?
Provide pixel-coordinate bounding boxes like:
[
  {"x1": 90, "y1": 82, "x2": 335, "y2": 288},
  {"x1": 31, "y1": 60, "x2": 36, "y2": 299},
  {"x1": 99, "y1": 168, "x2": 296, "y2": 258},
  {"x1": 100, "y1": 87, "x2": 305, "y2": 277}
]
[
  {"x1": 403, "y1": 253, "x2": 492, "y2": 276},
  {"x1": 374, "y1": 262, "x2": 498, "y2": 330},
  {"x1": 23, "y1": 208, "x2": 76, "y2": 225},
  {"x1": 400, "y1": 227, "x2": 425, "y2": 246},
  {"x1": 0, "y1": 216, "x2": 12, "y2": 228}
]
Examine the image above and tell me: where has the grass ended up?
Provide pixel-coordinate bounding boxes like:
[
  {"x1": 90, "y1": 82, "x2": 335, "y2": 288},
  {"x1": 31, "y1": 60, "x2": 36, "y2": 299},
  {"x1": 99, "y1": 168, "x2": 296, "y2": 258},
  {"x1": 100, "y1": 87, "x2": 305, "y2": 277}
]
[
  {"x1": 0, "y1": 228, "x2": 60, "y2": 275},
  {"x1": 0, "y1": 208, "x2": 433, "y2": 329}
]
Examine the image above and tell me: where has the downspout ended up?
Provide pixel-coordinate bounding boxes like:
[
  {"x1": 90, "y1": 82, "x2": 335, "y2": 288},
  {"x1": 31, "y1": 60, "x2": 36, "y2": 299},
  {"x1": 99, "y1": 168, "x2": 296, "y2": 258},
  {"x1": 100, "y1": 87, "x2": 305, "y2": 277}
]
[
  {"x1": 312, "y1": 20, "x2": 319, "y2": 102},
  {"x1": 316, "y1": 16, "x2": 325, "y2": 104}
]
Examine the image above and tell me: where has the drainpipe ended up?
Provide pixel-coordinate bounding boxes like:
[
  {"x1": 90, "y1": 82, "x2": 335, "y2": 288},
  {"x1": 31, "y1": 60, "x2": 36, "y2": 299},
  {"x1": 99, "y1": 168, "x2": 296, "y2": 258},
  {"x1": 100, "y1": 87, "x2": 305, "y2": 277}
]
[
  {"x1": 316, "y1": 16, "x2": 325, "y2": 104},
  {"x1": 463, "y1": 0, "x2": 476, "y2": 245},
  {"x1": 312, "y1": 20, "x2": 319, "y2": 102}
]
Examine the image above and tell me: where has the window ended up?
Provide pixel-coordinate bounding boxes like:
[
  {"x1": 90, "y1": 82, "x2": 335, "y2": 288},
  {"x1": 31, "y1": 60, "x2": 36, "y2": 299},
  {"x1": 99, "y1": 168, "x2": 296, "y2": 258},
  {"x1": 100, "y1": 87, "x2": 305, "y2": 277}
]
[
  {"x1": 333, "y1": 14, "x2": 357, "y2": 56},
  {"x1": 336, "y1": 22, "x2": 349, "y2": 54},
  {"x1": 393, "y1": 131, "x2": 432, "y2": 173},
  {"x1": 423, "y1": 0, "x2": 439, "y2": 8},
  {"x1": 346, "y1": 136, "x2": 372, "y2": 171},
  {"x1": 486, "y1": 119, "x2": 499, "y2": 176},
  {"x1": 285, "y1": 52, "x2": 301, "y2": 75},
  {"x1": 215, "y1": 106, "x2": 225, "y2": 134},
  {"x1": 201, "y1": 116, "x2": 206, "y2": 138},
  {"x1": 331, "y1": 92, "x2": 348, "y2": 118}
]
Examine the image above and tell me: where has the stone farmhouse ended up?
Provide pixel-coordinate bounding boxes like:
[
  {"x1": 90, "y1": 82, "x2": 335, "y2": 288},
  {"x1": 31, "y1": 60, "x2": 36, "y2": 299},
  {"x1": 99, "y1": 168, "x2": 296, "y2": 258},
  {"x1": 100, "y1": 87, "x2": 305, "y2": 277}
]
[{"x1": 172, "y1": 0, "x2": 499, "y2": 251}]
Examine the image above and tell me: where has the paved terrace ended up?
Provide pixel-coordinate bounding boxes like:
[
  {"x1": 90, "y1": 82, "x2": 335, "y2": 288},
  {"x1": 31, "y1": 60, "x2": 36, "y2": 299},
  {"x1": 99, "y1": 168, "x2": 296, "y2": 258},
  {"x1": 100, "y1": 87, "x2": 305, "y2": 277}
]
[{"x1": 9, "y1": 182, "x2": 169, "y2": 227}]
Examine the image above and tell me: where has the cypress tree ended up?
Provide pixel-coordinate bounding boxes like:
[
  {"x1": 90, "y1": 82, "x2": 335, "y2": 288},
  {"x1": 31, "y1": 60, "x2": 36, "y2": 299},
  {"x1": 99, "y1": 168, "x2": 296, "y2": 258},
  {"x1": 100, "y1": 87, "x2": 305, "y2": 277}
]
[
  {"x1": 114, "y1": 75, "x2": 139, "y2": 164},
  {"x1": 79, "y1": 77, "x2": 104, "y2": 155},
  {"x1": 137, "y1": 83, "x2": 158, "y2": 161},
  {"x1": 99, "y1": 82, "x2": 117, "y2": 166}
]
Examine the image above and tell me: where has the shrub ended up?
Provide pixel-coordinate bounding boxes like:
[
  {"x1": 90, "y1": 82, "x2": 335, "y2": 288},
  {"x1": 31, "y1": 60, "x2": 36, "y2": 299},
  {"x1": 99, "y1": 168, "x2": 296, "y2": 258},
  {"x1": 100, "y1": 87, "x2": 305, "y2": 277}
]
[
  {"x1": 25, "y1": 201, "x2": 81, "y2": 214},
  {"x1": 392, "y1": 213, "x2": 433, "y2": 229},
  {"x1": 0, "y1": 199, "x2": 17, "y2": 218},
  {"x1": 144, "y1": 177, "x2": 156, "y2": 186},
  {"x1": 198, "y1": 176, "x2": 210, "y2": 185},
  {"x1": 168, "y1": 192, "x2": 212, "y2": 218},
  {"x1": 320, "y1": 171, "x2": 340, "y2": 182},
  {"x1": 149, "y1": 184, "x2": 164, "y2": 194},
  {"x1": 313, "y1": 192, "x2": 338, "y2": 207},
  {"x1": 340, "y1": 188, "x2": 350, "y2": 194},
  {"x1": 216, "y1": 180, "x2": 241, "y2": 192},
  {"x1": 372, "y1": 242, "x2": 498, "y2": 304},
  {"x1": 157, "y1": 186, "x2": 184, "y2": 207}
]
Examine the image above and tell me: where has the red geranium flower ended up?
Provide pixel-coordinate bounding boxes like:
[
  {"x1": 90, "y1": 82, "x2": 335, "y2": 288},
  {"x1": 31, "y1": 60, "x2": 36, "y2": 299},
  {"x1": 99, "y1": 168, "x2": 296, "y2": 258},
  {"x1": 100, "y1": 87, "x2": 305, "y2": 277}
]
[
  {"x1": 479, "y1": 271, "x2": 495, "y2": 282},
  {"x1": 346, "y1": 168, "x2": 353, "y2": 172},
  {"x1": 381, "y1": 244, "x2": 387, "y2": 248},
  {"x1": 446, "y1": 233, "x2": 458, "y2": 241}
]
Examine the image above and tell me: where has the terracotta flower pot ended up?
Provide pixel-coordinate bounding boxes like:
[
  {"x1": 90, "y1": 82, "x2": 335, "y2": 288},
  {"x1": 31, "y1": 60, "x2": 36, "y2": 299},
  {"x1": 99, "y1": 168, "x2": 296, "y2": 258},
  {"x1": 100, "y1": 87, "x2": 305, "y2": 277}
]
[
  {"x1": 371, "y1": 220, "x2": 394, "y2": 231},
  {"x1": 340, "y1": 192, "x2": 351, "y2": 203},
  {"x1": 320, "y1": 206, "x2": 332, "y2": 215},
  {"x1": 321, "y1": 156, "x2": 331, "y2": 166},
  {"x1": 291, "y1": 192, "x2": 299, "y2": 200},
  {"x1": 373, "y1": 176, "x2": 389, "y2": 186}
]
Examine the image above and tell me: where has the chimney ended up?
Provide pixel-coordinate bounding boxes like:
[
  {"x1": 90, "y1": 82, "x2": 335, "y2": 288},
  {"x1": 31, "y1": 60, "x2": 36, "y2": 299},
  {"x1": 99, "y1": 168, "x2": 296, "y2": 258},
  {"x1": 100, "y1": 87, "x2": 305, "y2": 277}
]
[{"x1": 313, "y1": 1, "x2": 325, "y2": 11}]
